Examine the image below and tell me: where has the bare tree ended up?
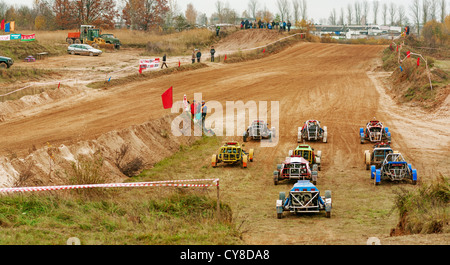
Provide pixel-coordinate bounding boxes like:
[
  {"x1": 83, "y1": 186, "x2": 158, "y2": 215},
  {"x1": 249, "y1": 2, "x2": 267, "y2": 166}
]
[
  {"x1": 276, "y1": 0, "x2": 290, "y2": 22},
  {"x1": 440, "y1": 0, "x2": 447, "y2": 22},
  {"x1": 339, "y1": 7, "x2": 345, "y2": 25},
  {"x1": 0, "y1": 0, "x2": 7, "y2": 18},
  {"x1": 410, "y1": 0, "x2": 421, "y2": 35},
  {"x1": 354, "y1": 1, "x2": 361, "y2": 24},
  {"x1": 373, "y1": 0, "x2": 379, "y2": 24},
  {"x1": 215, "y1": 0, "x2": 224, "y2": 23},
  {"x1": 362, "y1": 0, "x2": 370, "y2": 25},
  {"x1": 247, "y1": 0, "x2": 258, "y2": 19},
  {"x1": 301, "y1": 0, "x2": 307, "y2": 21},
  {"x1": 292, "y1": 0, "x2": 300, "y2": 23},
  {"x1": 347, "y1": 3, "x2": 353, "y2": 24},
  {"x1": 328, "y1": 8, "x2": 337, "y2": 25},
  {"x1": 429, "y1": 0, "x2": 438, "y2": 21},
  {"x1": 382, "y1": 2, "x2": 388, "y2": 25},
  {"x1": 422, "y1": 0, "x2": 429, "y2": 25},
  {"x1": 185, "y1": 3, "x2": 197, "y2": 25},
  {"x1": 389, "y1": 2, "x2": 396, "y2": 26},
  {"x1": 397, "y1": 5, "x2": 406, "y2": 26},
  {"x1": 165, "y1": 0, "x2": 180, "y2": 28},
  {"x1": 197, "y1": 12, "x2": 208, "y2": 25}
]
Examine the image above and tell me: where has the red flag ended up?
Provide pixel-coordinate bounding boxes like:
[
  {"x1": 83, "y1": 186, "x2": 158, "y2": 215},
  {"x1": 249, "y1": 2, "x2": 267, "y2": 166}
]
[
  {"x1": 406, "y1": 51, "x2": 410, "y2": 58},
  {"x1": 178, "y1": 60, "x2": 180, "y2": 67},
  {"x1": 417, "y1": 57, "x2": 420, "y2": 66},
  {"x1": 161, "y1": 86, "x2": 173, "y2": 109},
  {"x1": 58, "y1": 82, "x2": 60, "y2": 89},
  {"x1": 263, "y1": 48, "x2": 265, "y2": 53},
  {"x1": 224, "y1": 54, "x2": 227, "y2": 61},
  {"x1": 0, "y1": 20, "x2": 4, "y2": 30},
  {"x1": 396, "y1": 45, "x2": 399, "y2": 52}
]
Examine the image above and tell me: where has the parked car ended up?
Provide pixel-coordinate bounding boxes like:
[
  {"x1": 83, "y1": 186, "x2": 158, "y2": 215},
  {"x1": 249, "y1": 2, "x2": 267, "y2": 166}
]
[
  {"x1": 0, "y1": 55, "x2": 14, "y2": 68},
  {"x1": 67, "y1": 44, "x2": 102, "y2": 56}
]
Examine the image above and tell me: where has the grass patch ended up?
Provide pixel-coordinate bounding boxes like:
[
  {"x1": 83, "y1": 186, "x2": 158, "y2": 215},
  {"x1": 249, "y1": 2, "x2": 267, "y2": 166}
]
[
  {"x1": 0, "y1": 180, "x2": 239, "y2": 245},
  {"x1": 114, "y1": 28, "x2": 221, "y2": 55},
  {"x1": 0, "y1": 67, "x2": 56, "y2": 84},
  {"x1": 0, "y1": 40, "x2": 66, "y2": 61},
  {"x1": 223, "y1": 33, "x2": 304, "y2": 63},
  {"x1": 87, "y1": 62, "x2": 209, "y2": 89},
  {"x1": 0, "y1": 135, "x2": 241, "y2": 245},
  {"x1": 134, "y1": 135, "x2": 220, "y2": 182},
  {"x1": 391, "y1": 175, "x2": 449, "y2": 235}
]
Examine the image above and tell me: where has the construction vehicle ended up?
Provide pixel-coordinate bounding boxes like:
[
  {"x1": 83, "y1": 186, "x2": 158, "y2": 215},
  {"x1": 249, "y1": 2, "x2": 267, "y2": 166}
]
[
  {"x1": 298, "y1": 120, "x2": 327, "y2": 143},
  {"x1": 288, "y1": 144, "x2": 322, "y2": 171},
  {"x1": 276, "y1": 180, "x2": 332, "y2": 219},
  {"x1": 364, "y1": 142, "x2": 393, "y2": 170},
  {"x1": 243, "y1": 120, "x2": 276, "y2": 142},
  {"x1": 211, "y1": 141, "x2": 254, "y2": 168},
  {"x1": 371, "y1": 153, "x2": 417, "y2": 185},
  {"x1": 273, "y1": 156, "x2": 318, "y2": 185},
  {"x1": 360, "y1": 119, "x2": 391, "y2": 144},
  {"x1": 66, "y1": 25, "x2": 118, "y2": 49}
]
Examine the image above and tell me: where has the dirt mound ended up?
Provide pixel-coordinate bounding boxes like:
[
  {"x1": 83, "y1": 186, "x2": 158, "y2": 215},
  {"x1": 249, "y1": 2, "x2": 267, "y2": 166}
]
[
  {"x1": 213, "y1": 30, "x2": 286, "y2": 54},
  {"x1": 388, "y1": 58, "x2": 449, "y2": 110},
  {"x1": 0, "y1": 114, "x2": 200, "y2": 188},
  {"x1": 0, "y1": 85, "x2": 85, "y2": 122}
]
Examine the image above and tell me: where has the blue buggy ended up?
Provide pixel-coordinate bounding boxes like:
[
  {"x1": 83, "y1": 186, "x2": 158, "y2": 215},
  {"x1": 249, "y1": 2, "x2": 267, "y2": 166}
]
[
  {"x1": 276, "y1": 180, "x2": 332, "y2": 219},
  {"x1": 370, "y1": 153, "x2": 417, "y2": 185}
]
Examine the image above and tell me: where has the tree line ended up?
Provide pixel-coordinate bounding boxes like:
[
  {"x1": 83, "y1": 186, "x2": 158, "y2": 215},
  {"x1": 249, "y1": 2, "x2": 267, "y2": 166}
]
[{"x1": 0, "y1": 0, "x2": 447, "y2": 34}]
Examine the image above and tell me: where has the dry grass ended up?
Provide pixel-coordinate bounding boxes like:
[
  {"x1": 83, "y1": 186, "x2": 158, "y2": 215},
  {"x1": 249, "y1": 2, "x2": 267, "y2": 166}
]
[{"x1": 20, "y1": 29, "x2": 217, "y2": 55}]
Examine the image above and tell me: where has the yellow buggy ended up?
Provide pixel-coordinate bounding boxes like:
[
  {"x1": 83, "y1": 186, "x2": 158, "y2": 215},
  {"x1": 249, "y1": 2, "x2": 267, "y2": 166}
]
[{"x1": 211, "y1": 142, "x2": 254, "y2": 168}]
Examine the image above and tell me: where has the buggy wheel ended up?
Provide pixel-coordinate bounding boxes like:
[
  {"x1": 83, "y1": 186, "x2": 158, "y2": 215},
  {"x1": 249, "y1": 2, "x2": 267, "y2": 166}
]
[
  {"x1": 374, "y1": 169, "x2": 381, "y2": 185},
  {"x1": 364, "y1": 151, "x2": 371, "y2": 170},
  {"x1": 249, "y1": 149, "x2": 254, "y2": 162},
  {"x1": 242, "y1": 155, "x2": 248, "y2": 168},
  {"x1": 277, "y1": 213, "x2": 282, "y2": 219},
  {"x1": 211, "y1": 154, "x2": 217, "y2": 167},
  {"x1": 243, "y1": 133, "x2": 247, "y2": 142},
  {"x1": 326, "y1": 211, "x2": 331, "y2": 218},
  {"x1": 323, "y1": 126, "x2": 327, "y2": 143},
  {"x1": 273, "y1": 171, "x2": 279, "y2": 185}
]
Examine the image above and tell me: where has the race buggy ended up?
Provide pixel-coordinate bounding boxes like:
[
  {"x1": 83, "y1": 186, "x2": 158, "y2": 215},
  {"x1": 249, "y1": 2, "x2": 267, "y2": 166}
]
[
  {"x1": 360, "y1": 119, "x2": 391, "y2": 144},
  {"x1": 273, "y1": 157, "x2": 318, "y2": 185},
  {"x1": 298, "y1": 120, "x2": 327, "y2": 143},
  {"x1": 243, "y1": 120, "x2": 276, "y2": 142},
  {"x1": 364, "y1": 142, "x2": 394, "y2": 170},
  {"x1": 276, "y1": 180, "x2": 332, "y2": 219},
  {"x1": 211, "y1": 141, "x2": 254, "y2": 168},
  {"x1": 370, "y1": 153, "x2": 417, "y2": 185},
  {"x1": 288, "y1": 144, "x2": 322, "y2": 171}
]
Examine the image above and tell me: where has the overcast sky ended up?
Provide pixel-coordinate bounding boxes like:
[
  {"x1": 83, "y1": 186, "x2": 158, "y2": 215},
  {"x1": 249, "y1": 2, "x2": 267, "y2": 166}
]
[{"x1": 8, "y1": 0, "x2": 449, "y2": 23}]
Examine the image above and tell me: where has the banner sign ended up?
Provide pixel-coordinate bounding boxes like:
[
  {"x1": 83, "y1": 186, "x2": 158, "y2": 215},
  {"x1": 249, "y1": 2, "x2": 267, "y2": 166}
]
[
  {"x1": 0, "y1": 35, "x2": 10, "y2": 41},
  {"x1": 139, "y1": 58, "x2": 160, "y2": 71},
  {"x1": 10, "y1": 34, "x2": 21, "y2": 40},
  {"x1": 21, "y1": 34, "x2": 35, "y2": 41}
]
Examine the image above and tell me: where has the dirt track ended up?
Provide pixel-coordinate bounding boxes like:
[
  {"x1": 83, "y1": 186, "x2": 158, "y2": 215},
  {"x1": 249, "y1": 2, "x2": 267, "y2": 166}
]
[{"x1": 0, "y1": 37, "x2": 448, "y2": 244}]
